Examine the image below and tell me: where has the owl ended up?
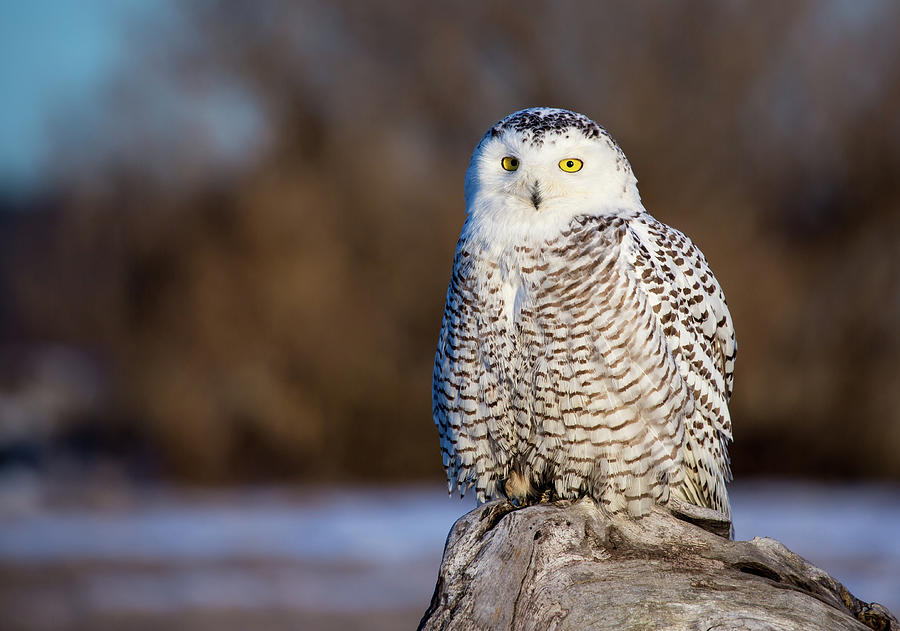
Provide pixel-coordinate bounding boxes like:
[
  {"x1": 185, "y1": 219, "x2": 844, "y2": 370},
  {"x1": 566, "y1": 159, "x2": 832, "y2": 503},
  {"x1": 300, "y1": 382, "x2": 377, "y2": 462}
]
[{"x1": 433, "y1": 108, "x2": 736, "y2": 519}]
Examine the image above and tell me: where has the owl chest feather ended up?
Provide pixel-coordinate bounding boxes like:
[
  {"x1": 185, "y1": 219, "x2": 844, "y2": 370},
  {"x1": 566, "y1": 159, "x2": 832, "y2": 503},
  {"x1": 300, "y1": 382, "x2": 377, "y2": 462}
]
[
  {"x1": 497, "y1": 256, "x2": 527, "y2": 330},
  {"x1": 474, "y1": 217, "x2": 626, "y2": 372},
  {"x1": 452, "y1": 216, "x2": 688, "y2": 508}
]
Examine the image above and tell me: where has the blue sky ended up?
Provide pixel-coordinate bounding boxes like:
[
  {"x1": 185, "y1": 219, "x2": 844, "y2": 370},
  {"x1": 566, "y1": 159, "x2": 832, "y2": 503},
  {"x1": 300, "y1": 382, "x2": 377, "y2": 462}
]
[
  {"x1": 0, "y1": 1, "x2": 267, "y2": 197},
  {"x1": 0, "y1": 0, "x2": 886, "y2": 197},
  {"x1": 0, "y1": 1, "x2": 154, "y2": 192}
]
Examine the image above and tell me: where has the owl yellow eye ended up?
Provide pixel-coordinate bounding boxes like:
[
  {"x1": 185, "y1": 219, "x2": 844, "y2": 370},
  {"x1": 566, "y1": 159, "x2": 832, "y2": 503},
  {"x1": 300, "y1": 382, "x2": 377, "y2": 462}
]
[
  {"x1": 558, "y1": 158, "x2": 583, "y2": 172},
  {"x1": 501, "y1": 156, "x2": 519, "y2": 171}
]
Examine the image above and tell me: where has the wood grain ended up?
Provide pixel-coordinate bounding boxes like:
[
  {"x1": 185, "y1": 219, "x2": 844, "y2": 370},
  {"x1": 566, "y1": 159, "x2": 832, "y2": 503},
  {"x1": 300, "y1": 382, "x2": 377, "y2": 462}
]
[{"x1": 419, "y1": 499, "x2": 898, "y2": 631}]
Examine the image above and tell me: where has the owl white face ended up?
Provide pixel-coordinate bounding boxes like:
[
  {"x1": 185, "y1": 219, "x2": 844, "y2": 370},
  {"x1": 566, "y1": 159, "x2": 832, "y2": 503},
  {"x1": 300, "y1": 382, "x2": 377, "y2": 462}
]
[{"x1": 464, "y1": 108, "x2": 641, "y2": 232}]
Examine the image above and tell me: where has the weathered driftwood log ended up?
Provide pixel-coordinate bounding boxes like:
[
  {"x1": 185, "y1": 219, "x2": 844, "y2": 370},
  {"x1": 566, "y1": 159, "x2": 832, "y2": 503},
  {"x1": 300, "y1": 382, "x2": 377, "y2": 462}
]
[{"x1": 419, "y1": 498, "x2": 898, "y2": 631}]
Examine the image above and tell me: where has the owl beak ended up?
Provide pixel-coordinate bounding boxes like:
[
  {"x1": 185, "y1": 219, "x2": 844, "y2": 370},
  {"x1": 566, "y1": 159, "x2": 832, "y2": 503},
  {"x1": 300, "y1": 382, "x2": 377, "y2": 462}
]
[{"x1": 529, "y1": 181, "x2": 542, "y2": 210}]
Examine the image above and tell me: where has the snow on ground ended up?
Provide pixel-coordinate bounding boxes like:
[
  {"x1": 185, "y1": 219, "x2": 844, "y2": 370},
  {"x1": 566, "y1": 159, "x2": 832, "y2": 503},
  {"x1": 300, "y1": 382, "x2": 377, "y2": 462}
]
[{"x1": 0, "y1": 479, "x2": 897, "y2": 629}]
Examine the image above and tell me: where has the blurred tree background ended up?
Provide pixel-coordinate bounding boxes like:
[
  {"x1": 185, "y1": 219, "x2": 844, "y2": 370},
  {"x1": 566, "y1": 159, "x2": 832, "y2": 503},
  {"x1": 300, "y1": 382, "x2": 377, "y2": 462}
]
[{"x1": 1, "y1": 0, "x2": 899, "y2": 486}]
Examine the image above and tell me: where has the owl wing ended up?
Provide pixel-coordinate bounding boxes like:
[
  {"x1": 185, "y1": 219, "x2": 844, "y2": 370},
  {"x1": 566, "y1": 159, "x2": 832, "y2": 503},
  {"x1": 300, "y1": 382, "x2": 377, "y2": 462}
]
[
  {"x1": 627, "y1": 214, "x2": 736, "y2": 516},
  {"x1": 433, "y1": 240, "x2": 515, "y2": 502}
]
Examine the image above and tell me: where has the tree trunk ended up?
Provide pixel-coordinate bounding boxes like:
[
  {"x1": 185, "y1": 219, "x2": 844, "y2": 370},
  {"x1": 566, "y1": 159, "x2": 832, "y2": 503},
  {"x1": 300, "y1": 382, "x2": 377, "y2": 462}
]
[{"x1": 419, "y1": 498, "x2": 897, "y2": 631}]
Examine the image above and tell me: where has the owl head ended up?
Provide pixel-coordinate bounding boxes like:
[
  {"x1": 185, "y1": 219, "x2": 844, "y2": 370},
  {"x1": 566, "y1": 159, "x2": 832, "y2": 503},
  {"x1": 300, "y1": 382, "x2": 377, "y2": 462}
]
[{"x1": 464, "y1": 108, "x2": 641, "y2": 229}]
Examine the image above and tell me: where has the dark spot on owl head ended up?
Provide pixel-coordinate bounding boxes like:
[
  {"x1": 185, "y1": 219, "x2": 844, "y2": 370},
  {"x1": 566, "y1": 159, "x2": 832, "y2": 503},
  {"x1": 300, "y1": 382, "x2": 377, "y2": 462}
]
[{"x1": 492, "y1": 107, "x2": 612, "y2": 148}]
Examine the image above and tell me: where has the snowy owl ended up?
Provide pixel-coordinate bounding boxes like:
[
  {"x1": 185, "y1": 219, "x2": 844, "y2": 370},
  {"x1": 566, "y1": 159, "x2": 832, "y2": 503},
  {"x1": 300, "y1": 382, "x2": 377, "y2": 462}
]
[{"x1": 433, "y1": 107, "x2": 736, "y2": 518}]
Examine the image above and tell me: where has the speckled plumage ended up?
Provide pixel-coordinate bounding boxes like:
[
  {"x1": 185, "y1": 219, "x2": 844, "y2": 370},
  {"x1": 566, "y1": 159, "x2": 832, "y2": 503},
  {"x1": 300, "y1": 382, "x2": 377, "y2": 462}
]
[{"x1": 433, "y1": 108, "x2": 736, "y2": 518}]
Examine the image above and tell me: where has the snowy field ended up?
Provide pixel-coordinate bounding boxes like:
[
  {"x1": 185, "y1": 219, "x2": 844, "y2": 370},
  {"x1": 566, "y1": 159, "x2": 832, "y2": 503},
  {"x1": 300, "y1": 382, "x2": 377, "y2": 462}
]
[{"x1": 0, "y1": 479, "x2": 897, "y2": 630}]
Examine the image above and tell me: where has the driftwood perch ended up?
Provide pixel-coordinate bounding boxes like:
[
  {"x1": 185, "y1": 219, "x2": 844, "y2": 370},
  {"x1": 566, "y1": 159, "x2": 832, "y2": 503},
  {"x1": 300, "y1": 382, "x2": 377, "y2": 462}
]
[{"x1": 419, "y1": 498, "x2": 898, "y2": 631}]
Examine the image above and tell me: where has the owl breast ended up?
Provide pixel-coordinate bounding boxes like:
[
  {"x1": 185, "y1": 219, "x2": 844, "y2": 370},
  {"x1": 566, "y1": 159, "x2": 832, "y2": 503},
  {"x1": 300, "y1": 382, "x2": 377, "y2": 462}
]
[{"x1": 436, "y1": 213, "x2": 695, "y2": 517}]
